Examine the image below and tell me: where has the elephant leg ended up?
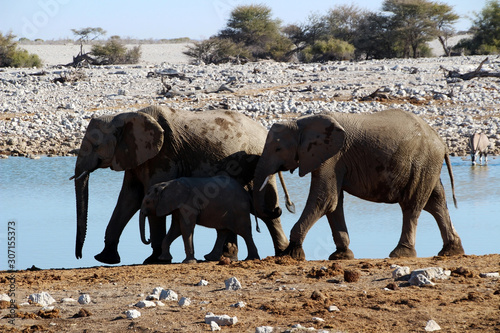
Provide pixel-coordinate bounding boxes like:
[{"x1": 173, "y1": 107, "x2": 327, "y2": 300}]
[
  {"x1": 158, "y1": 217, "x2": 182, "y2": 263},
  {"x1": 205, "y1": 229, "x2": 231, "y2": 261},
  {"x1": 142, "y1": 215, "x2": 168, "y2": 264},
  {"x1": 242, "y1": 233, "x2": 260, "y2": 261},
  {"x1": 390, "y1": 204, "x2": 422, "y2": 258},
  {"x1": 95, "y1": 173, "x2": 143, "y2": 264},
  {"x1": 424, "y1": 182, "x2": 464, "y2": 256},
  {"x1": 179, "y1": 215, "x2": 197, "y2": 264},
  {"x1": 326, "y1": 192, "x2": 354, "y2": 260},
  {"x1": 261, "y1": 177, "x2": 289, "y2": 255}
]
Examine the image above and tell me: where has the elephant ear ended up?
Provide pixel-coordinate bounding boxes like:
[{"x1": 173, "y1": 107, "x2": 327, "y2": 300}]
[
  {"x1": 297, "y1": 114, "x2": 346, "y2": 177},
  {"x1": 156, "y1": 180, "x2": 191, "y2": 217},
  {"x1": 111, "y1": 112, "x2": 164, "y2": 171}
]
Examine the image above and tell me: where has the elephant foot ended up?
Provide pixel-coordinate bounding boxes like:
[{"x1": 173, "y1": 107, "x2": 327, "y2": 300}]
[
  {"x1": 222, "y1": 243, "x2": 238, "y2": 261},
  {"x1": 182, "y1": 258, "x2": 198, "y2": 264},
  {"x1": 281, "y1": 242, "x2": 306, "y2": 260},
  {"x1": 329, "y1": 248, "x2": 354, "y2": 260},
  {"x1": 438, "y1": 241, "x2": 465, "y2": 257},
  {"x1": 143, "y1": 253, "x2": 172, "y2": 265},
  {"x1": 389, "y1": 244, "x2": 417, "y2": 258},
  {"x1": 204, "y1": 252, "x2": 222, "y2": 261},
  {"x1": 95, "y1": 247, "x2": 120, "y2": 264}
]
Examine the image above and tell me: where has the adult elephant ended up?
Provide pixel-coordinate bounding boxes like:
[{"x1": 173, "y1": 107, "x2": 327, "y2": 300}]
[
  {"x1": 254, "y1": 108, "x2": 464, "y2": 260},
  {"x1": 71, "y1": 105, "x2": 289, "y2": 264}
]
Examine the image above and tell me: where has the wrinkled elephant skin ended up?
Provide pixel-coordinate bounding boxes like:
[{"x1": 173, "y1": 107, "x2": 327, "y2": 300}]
[
  {"x1": 73, "y1": 105, "x2": 288, "y2": 264},
  {"x1": 254, "y1": 108, "x2": 464, "y2": 260}
]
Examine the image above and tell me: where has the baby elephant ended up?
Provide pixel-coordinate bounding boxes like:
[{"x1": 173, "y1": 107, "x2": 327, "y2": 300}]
[
  {"x1": 470, "y1": 133, "x2": 491, "y2": 165},
  {"x1": 140, "y1": 175, "x2": 260, "y2": 263}
]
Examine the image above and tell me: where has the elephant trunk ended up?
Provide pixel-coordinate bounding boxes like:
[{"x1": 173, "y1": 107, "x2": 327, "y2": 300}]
[
  {"x1": 74, "y1": 167, "x2": 90, "y2": 259},
  {"x1": 253, "y1": 167, "x2": 282, "y2": 220},
  {"x1": 139, "y1": 211, "x2": 151, "y2": 245}
]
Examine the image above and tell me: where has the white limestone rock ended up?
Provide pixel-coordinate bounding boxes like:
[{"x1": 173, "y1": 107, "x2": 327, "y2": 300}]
[{"x1": 29, "y1": 292, "x2": 56, "y2": 306}]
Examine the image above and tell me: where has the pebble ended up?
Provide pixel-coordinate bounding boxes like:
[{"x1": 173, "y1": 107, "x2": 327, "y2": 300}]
[
  {"x1": 78, "y1": 294, "x2": 91, "y2": 305},
  {"x1": 197, "y1": 279, "x2": 209, "y2": 286},
  {"x1": 28, "y1": 292, "x2": 56, "y2": 306},
  {"x1": 479, "y1": 272, "x2": 499, "y2": 278},
  {"x1": 159, "y1": 289, "x2": 178, "y2": 301},
  {"x1": 392, "y1": 265, "x2": 410, "y2": 279},
  {"x1": 255, "y1": 326, "x2": 274, "y2": 333},
  {"x1": 425, "y1": 319, "x2": 441, "y2": 331},
  {"x1": 1, "y1": 55, "x2": 499, "y2": 158},
  {"x1": 125, "y1": 309, "x2": 141, "y2": 319},
  {"x1": 205, "y1": 313, "x2": 238, "y2": 326},
  {"x1": 178, "y1": 297, "x2": 191, "y2": 307},
  {"x1": 225, "y1": 277, "x2": 242, "y2": 291},
  {"x1": 135, "y1": 300, "x2": 156, "y2": 308}
]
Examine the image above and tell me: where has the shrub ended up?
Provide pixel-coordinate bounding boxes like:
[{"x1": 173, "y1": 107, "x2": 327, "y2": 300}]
[
  {"x1": 0, "y1": 32, "x2": 42, "y2": 68},
  {"x1": 183, "y1": 37, "x2": 251, "y2": 64},
  {"x1": 301, "y1": 38, "x2": 355, "y2": 62},
  {"x1": 91, "y1": 36, "x2": 141, "y2": 64}
]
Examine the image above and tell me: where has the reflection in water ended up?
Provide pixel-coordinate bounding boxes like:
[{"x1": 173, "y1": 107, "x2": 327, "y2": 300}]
[{"x1": 0, "y1": 156, "x2": 499, "y2": 269}]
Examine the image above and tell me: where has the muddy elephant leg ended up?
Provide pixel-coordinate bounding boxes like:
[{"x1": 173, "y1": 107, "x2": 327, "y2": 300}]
[
  {"x1": 424, "y1": 182, "x2": 464, "y2": 256},
  {"x1": 204, "y1": 229, "x2": 237, "y2": 261},
  {"x1": 261, "y1": 178, "x2": 289, "y2": 255},
  {"x1": 178, "y1": 213, "x2": 197, "y2": 264},
  {"x1": 142, "y1": 215, "x2": 167, "y2": 264},
  {"x1": 326, "y1": 192, "x2": 354, "y2": 260},
  {"x1": 95, "y1": 174, "x2": 143, "y2": 264},
  {"x1": 158, "y1": 215, "x2": 182, "y2": 263},
  {"x1": 390, "y1": 203, "x2": 422, "y2": 258}
]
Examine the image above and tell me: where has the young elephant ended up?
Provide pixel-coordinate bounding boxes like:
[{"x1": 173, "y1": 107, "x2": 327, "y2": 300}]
[{"x1": 139, "y1": 176, "x2": 260, "y2": 263}]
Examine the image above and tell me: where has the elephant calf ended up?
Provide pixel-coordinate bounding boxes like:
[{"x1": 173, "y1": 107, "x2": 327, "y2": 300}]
[{"x1": 140, "y1": 176, "x2": 260, "y2": 263}]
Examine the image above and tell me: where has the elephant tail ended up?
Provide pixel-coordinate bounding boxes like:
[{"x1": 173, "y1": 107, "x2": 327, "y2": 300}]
[
  {"x1": 277, "y1": 171, "x2": 296, "y2": 214},
  {"x1": 444, "y1": 153, "x2": 458, "y2": 208}
]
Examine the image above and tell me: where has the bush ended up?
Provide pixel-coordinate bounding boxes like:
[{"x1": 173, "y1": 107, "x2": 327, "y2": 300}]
[
  {"x1": 91, "y1": 36, "x2": 141, "y2": 64},
  {"x1": 0, "y1": 32, "x2": 42, "y2": 68},
  {"x1": 301, "y1": 38, "x2": 355, "y2": 62},
  {"x1": 183, "y1": 37, "x2": 251, "y2": 64}
]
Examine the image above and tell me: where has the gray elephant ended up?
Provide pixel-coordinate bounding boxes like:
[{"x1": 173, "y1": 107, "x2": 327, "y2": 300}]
[
  {"x1": 470, "y1": 133, "x2": 490, "y2": 165},
  {"x1": 254, "y1": 108, "x2": 464, "y2": 260},
  {"x1": 139, "y1": 175, "x2": 260, "y2": 263},
  {"x1": 71, "y1": 105, "x2": 291, "y2": 264}
]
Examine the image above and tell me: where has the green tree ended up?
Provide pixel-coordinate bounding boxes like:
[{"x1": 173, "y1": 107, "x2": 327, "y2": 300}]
[
  {"x1": 431, "y1": 2, "x2": 459, "y2": 56},
  {"x1": 183, "y1": 37, "x2": 250, "y2": 64},
  {"x1": 218, "y1": 4, "x2": 292, "y2": 60},
  {"x1": 71, "y1": 27, "x2": 106, "y2": 56},
  {"x1": 0, "y1": 31, "x2": 42, "y2": 68},
  {"x1": 91, "y1": 36, "x2": 141, "y2": 64},
  {"x1": 455, "y1": 0, "x2": 500, "y2": 54}
]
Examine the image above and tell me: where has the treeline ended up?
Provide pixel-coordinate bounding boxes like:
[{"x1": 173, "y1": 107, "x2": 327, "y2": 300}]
[{"x1": 184, "y1": 0, "x2": 500, "y2": 64}]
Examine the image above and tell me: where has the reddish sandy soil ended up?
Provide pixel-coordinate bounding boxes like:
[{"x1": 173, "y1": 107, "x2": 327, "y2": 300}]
[{"x1": 1, "y1": 254, "x2": 499, "y2": 332}]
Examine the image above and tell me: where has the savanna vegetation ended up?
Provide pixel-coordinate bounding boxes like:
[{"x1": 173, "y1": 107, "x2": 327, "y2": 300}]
[{"x1": 0, "y1": 32, "x2": 42, "y2": 68}]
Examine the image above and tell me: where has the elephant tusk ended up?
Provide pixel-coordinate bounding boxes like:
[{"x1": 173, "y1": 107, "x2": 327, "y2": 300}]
[
  {"x1": 259, "y1": 175, "x2": 270, "y2": 192},
  {"x1": 69, "y1": 170, "x2": 89, "y2": 181}
]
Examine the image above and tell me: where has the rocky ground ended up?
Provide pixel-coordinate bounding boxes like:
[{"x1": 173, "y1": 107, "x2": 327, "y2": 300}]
[
  {"x1": 1, "y1": 44, "x2": 499, "y2": 158},
  {"x1": 1, "y1": 255, "x2": 499, "y2": 332}
]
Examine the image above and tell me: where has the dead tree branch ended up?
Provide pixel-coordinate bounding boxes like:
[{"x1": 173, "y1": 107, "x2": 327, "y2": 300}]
[{"x1": 441, "y1": 57, "x2": 500, "y2": 80}]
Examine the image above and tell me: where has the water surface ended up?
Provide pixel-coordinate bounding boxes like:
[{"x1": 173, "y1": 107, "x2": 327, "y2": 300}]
[{"x1": 0, "y1": 156, "x2": 498, "y2": 270}]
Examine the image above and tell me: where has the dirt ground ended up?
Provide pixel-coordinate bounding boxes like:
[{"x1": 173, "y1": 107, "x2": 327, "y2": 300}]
[{"x1": 0, "y1": 254, "x2": 499, "y2": 332}]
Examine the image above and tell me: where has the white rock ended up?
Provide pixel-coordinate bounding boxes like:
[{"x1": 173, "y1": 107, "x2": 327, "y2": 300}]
[
  {"x1": 152, "y1": 287, "x2": 164, "y2": 296},
  {"x1": 125, "y1": 309, "x2": 141, "y2": 319},
  {"x1": 479, "y1": 272, "x2": 499, "y2": 278},
  {"x1": 78, "y1": 294, "x2": 91, "y2": 305},
  {"x1": 409, "y1": 273, "x2": 435, "y2": 286},
  {"x1": 328, "y1": 305, "x2": 340, "y2": 312},
  {"x1": 29, "y1": 292, "x2": 56, "y2": 306},
  {"x1": 197, "y1": 279, "x2": 209, "y2": 286},
  {"x1": 392, "y1": 266, "x2": 410, "y2": 279},
  {"x1": 205, "y1": 314, "x2": 238, "y2": 326},
  {"x1": 255, "y1": 326, "x2": 274, "y2": 333},
  {"x1": 61, "y1": 298, "x2": 76, "y2": 303},
  {"x1": 225, "y1": 277, "x2": 242, "y2": 290},
  {"x1": 210, "y1": 321, "x2": 221, "y2": 331},
  {"x1": 425, "y1": 319, "x2": 441, "y2": 331},
  {"x1": 312, "y1": 317, "x2": 325, "y2": 322},
  {"x1": 135, "y1": 300, "x2": 156, "y2": 308},
  {"x1": 159, "y1": 289, "x2": 178, "y2": 301},
  {"x1": 0, "y1": 294, "x2": 11, "y2": 302},
  {"x1": 411, "y1": 267, "x2": 449, "y2": 281},
  {"x1": 41, "y1": 306, "x2": 55, "y2": 311},
  {"x1": 178, "y1": 297, "x2": 191, "y2": 307},
  {"x1": 230, "y1": 301, "x2": 246, "y2": 308}
]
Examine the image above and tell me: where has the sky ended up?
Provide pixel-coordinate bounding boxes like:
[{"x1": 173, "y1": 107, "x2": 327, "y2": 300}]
[{"x1": 0, "y1": 0, "x2": 484, "y2": 41}]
